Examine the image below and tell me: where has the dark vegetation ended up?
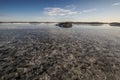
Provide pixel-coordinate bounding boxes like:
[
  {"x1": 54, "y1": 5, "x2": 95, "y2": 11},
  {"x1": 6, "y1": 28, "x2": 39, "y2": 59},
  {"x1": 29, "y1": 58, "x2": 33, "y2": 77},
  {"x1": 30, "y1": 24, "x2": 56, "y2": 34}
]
[
  {"x1": 0, "y1": 22, "x2": 56, "y2": 24},
  {"x1": 0, "y1": 21, "x2": 107, "y2": 24},
  {"x1": 73, "y1": 22, "x2": 107, "y2": 26},
  {"x1": 109, "y1": 22, "x2": 120, "y2": 26},
  {"x1": 0, "y1": 21, "x2": 108, "y2": 27}
]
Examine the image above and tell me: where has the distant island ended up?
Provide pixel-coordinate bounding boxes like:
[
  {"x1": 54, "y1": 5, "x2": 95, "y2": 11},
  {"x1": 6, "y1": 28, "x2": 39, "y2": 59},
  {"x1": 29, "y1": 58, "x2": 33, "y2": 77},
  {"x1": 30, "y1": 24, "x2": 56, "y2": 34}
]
[
  {"x1": 0, "y1": 21, "x2": 120, "y2": 26},
  {"x1": 0, "y1": 21, "x2": 107, "y2": 24},
  {"x1": 0, "y1": 22, "x2": 56, "y2": 23},
  {"x1": 109, "y1": 22, "x2": 120, "y2": 26}
]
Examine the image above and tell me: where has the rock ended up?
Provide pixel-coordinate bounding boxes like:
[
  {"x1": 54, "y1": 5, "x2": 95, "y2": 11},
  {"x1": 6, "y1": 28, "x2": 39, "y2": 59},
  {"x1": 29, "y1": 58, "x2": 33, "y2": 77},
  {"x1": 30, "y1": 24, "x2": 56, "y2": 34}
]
[
  {"x1": 17, "y1": 68, "x2": 28, "y2": 73},
  {"x1": 56, "y1": 22, "x2": 72, "y2": 28}
]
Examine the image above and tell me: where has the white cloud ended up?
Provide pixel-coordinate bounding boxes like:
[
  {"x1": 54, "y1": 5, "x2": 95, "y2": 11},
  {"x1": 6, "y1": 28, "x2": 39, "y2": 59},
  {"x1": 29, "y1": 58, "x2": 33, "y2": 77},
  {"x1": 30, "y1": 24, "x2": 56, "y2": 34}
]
[
  {"x1": 65, "y1": 4, "x2": 76, "y2": 10},
  {"x1": 83, "y1": 9, "x2": 97, "y2": 13},
  {"x1": 112, "y1": 2, "x2": 120, "y2": 6},
  {"x1": 44, "y1": 3, "x2": 97, "y2": 16},
  {"x1": 44, "y1": 7, "x2": 77, "y2": 16}
]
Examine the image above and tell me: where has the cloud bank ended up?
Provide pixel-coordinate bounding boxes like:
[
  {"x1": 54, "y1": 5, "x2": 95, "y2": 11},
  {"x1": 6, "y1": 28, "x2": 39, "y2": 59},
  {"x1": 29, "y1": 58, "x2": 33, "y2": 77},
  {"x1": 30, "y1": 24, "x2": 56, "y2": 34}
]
[
  {"x1": 83, "y1": 9, "x2": 97, "y2": 13},
  {"x1": 112, "y1": 2, "x2": 120, "y2": 6},
  {"x1": 44, "y1": 5, "x2": 97, "y2": 16},
  {"x1": 44, "y1": 7, "x2": 77, "y2": 16}
]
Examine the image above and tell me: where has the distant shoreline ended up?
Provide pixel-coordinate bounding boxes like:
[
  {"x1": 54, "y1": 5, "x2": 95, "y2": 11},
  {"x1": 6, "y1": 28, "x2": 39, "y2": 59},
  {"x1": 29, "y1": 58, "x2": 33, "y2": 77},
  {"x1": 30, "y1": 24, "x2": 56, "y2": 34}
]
[
  {"x1": 0, "y1": 22, "x2": 120, "y2": 26},
  {"x1": 0, "y1": 21, "x2": 108, "y2": 24}
]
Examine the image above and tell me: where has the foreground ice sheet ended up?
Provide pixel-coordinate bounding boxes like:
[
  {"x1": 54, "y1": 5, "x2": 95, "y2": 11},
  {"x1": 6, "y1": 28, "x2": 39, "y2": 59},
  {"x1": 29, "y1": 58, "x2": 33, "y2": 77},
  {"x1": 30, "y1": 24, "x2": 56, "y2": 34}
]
[{"x1": 0, "y1": 23, "x2": 120, "y2": 80}]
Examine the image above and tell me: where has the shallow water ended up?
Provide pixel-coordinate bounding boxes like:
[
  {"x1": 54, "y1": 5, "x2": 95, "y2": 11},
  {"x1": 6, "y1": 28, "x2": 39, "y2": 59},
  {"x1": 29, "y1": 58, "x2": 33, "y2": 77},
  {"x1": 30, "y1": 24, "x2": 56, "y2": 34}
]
[
  {"x1": 0, "y1": 23, "x2": 120, "y2": 45},
  {"x1": 0, "y1": 23, "x2": 120, "y2": 80}
]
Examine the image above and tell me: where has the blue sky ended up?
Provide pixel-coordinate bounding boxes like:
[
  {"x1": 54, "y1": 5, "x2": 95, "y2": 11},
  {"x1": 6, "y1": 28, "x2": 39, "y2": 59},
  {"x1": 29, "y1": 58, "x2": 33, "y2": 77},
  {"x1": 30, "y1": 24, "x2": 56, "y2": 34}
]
[{"x1": 0, "y1": 0, "x2": 120, "y2": 22}]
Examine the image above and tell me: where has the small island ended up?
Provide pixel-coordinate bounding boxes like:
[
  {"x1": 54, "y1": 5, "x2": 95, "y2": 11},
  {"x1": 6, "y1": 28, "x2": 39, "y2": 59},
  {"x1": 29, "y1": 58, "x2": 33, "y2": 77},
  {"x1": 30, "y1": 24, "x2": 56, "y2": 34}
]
[
  {"x1": 56, "y1": 22, "x2": 72, "y2": 28},
  {"x1": 109, "y1": 22, "x2": 120, "y2": 26}
]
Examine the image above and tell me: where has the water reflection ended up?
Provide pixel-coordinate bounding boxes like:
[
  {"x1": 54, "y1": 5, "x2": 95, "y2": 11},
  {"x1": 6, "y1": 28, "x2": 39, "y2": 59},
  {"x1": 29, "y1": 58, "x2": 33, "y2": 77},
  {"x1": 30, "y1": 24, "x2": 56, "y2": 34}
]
[{"x1": 0, "y1": 23, "x2": 120, "y2": 43}]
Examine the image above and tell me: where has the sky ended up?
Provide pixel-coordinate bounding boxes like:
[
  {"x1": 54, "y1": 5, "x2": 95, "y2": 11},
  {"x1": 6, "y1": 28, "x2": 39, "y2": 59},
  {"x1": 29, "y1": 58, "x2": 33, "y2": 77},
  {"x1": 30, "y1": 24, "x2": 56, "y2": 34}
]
[{"x1": 0, "y1": 0, "x2": 120, "y2": 22}]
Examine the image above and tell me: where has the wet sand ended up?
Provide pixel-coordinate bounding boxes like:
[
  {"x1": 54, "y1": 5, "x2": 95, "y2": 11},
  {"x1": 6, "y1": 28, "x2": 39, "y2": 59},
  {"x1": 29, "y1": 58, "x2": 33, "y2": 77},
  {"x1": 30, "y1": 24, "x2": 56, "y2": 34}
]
[{"x1": 0, "y1": 24, "x2": 120, "y2": 80}]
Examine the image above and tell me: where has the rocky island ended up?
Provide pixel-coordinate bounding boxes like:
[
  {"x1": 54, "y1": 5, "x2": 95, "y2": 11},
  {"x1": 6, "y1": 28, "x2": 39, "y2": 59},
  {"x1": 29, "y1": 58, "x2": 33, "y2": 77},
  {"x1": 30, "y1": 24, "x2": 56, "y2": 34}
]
[{"x1": 56, "y1": 22, "x2": 72, "y2": 28}]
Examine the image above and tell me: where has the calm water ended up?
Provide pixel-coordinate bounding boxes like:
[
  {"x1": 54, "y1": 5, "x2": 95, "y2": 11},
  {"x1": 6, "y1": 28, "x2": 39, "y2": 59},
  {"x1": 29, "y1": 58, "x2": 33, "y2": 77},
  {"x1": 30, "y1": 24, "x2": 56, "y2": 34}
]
[
  {"x1": 0, "y1": 23, "x2": 120, "y2": 45},
  {"x1": 0, "y1": 23, "x2": 120, "y2": 80}
]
